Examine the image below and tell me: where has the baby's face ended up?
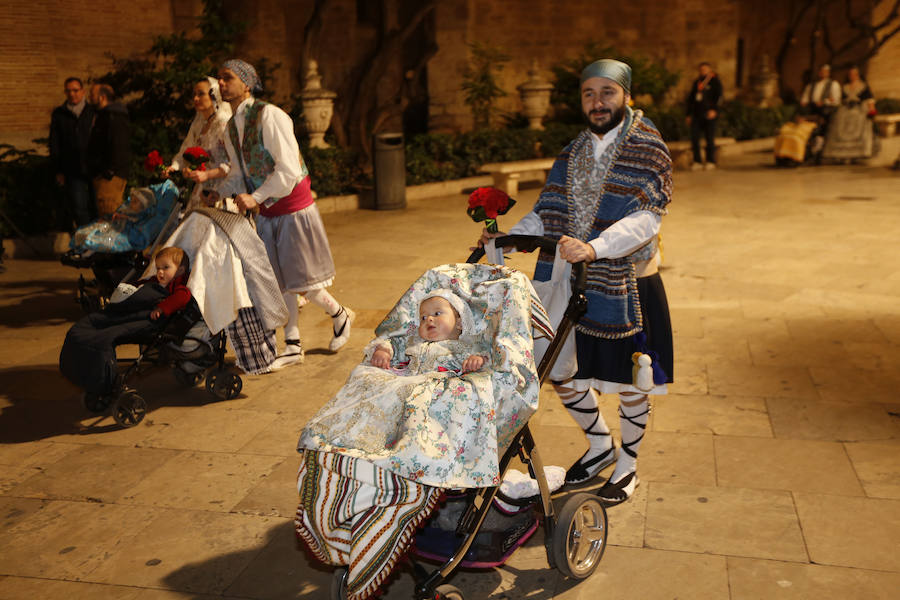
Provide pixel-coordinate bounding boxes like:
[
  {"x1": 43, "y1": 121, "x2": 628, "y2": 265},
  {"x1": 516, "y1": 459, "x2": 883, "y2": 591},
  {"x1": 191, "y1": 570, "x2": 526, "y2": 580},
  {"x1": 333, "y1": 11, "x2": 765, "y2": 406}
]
[
  {"x1": 155, "y1": 256, "x2": 182, "y2": 288},
  {"x1": 418, "y1": 297, "x2": 460, "y2": 342}
]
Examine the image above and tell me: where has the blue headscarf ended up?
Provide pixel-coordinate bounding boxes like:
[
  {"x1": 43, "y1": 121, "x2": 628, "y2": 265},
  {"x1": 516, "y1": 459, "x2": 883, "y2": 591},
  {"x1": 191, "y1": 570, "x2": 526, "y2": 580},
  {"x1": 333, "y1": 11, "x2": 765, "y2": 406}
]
[{"x1": 580, "y1": 59, "x2": 632, "y2": 94}]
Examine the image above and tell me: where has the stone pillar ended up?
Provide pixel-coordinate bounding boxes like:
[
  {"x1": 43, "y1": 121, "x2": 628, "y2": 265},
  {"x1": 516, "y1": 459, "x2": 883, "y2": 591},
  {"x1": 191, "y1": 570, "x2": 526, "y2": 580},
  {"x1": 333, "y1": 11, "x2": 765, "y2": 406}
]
[
  {"x1": 517, "y1": 60, "x2": 554, "y2": 130},
  {"x1": 300, "y1": 60, "x2": 337, "y2": 149}
]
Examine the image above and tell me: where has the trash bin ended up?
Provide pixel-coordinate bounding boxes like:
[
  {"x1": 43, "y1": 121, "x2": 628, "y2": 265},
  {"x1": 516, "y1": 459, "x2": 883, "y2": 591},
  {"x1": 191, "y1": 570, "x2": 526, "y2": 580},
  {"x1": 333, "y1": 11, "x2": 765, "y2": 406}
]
[{"x1": 372, "y1": 132, "x2": 406, "y2": 210}]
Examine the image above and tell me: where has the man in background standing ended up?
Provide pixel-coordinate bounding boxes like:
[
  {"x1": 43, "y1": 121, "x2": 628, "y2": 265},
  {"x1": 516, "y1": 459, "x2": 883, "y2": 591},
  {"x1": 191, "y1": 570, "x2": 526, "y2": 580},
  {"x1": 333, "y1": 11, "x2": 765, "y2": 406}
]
[
  {"x1": 86, "y1": 83, "x2": 131, "y2": 217},
  {"x1": 686, "y1": 62, "x2": 723, "y2": 171},
  {"x1": 49, "y1": 77, "x2": 96, "y2": 229},
  {"x1": 800, "y1": 64, "x2": 841, "y2": 164}
]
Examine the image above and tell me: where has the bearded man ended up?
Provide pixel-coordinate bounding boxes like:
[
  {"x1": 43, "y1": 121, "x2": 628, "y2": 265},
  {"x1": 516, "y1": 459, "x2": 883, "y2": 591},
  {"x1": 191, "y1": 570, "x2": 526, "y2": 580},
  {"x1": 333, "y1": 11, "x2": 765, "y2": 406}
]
[{"x1": 481, "y1": 59, "x2": 674, "y2": 505}]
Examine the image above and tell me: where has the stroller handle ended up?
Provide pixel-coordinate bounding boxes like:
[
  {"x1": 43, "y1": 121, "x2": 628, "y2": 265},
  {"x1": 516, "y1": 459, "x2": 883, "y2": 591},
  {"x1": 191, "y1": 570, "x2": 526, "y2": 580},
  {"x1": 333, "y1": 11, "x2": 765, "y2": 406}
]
[{"x1": 466, "y1": 235, "x2": 587, "y2": 293}]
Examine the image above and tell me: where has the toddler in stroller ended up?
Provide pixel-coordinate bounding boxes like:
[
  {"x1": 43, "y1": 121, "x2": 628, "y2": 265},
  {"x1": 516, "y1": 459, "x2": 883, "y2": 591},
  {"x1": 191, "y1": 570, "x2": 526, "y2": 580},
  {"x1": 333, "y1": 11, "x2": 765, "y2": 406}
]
[
  {"x1": 58, "y1": 207, "x2": 290, "y2": 427},
  {"x1": 296, "y1": 251, "x2": 608, "y2": 600}
]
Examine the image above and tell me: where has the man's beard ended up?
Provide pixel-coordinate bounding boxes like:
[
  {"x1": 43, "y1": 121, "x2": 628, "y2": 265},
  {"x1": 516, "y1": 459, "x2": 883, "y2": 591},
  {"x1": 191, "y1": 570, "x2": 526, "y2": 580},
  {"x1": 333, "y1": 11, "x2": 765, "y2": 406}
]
[{"x1": 584, "y1": 104, "x2": 626, "y2": 135}]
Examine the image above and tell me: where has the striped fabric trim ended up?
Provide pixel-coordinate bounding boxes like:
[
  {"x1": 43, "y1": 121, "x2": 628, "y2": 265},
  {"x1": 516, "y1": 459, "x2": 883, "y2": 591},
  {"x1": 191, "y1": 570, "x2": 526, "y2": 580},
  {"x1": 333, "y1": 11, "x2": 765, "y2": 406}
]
[
  {"x1": 225, "y1": 307, "x2": 277, "y2": 374},
  {"x1": 295, "y1": 451, "x2": 443, "y2": 600},
  {"x1": 530, "y1": 287, "x2": 554, "y2": 340}
]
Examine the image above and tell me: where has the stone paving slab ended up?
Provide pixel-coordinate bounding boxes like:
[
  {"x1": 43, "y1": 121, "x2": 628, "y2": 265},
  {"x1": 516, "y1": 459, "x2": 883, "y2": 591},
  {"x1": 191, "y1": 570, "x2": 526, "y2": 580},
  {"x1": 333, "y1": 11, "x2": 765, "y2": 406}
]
[
  {"x1": 843, "y1": 441, "x2": 900, "y2": 499},
  {"x1": 794, "y1": 493, "x2": 900, "y2": 572},
  {"x1": 726, "y1": 557, "x2": 900, "y2": 600},
  {"x1": 644, "y1": 482, "x2": 809, "y2": 562},
  {"x1": 714, "y1": 436, "x2": 864, "y2": 495},
  {"x1": 652, "y1": 393, "x2": 773, "y2": 437}
]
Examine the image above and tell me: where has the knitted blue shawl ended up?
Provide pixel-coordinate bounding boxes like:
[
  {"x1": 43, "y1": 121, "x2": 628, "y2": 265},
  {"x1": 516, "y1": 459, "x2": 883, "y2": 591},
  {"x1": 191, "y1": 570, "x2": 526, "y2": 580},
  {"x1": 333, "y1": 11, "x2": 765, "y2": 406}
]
[{"x1": 533, "y1": 108, "x2": 672, "y2": 339}]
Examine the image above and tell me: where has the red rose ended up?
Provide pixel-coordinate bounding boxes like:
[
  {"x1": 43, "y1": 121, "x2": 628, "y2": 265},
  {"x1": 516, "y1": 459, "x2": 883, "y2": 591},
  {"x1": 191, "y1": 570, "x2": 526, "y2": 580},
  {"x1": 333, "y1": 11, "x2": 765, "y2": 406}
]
[
  {"x1": 467, "y1": 186, "x2": 510, "y2": 218},
  {"x1": 466, "y1": 187, "x2": 516, "y2": 233},
  {"x1": 144, "y1": 150, "x2": 164, "y2": 172},
  {"x1": 183, "y1": 146, "x2": 211, "y2": 171}
]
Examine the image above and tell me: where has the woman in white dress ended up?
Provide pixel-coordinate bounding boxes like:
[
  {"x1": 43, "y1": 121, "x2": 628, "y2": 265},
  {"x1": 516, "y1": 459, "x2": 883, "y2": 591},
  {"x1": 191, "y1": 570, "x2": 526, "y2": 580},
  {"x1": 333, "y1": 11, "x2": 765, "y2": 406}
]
[{"x1": 165, "y1": 76, "x2": 232, "y2": 210}]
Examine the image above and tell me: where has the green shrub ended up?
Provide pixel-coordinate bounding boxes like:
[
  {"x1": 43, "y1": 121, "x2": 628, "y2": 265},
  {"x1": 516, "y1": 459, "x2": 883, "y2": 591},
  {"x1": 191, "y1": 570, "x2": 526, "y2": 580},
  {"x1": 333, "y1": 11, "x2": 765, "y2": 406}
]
[
  {"x1": 97, "y1": 0, "x2": 277, "y2": 186},
  {"x1": 640, "y1": 105, "x2": 689, "y2": 142},
  {"x1": 461, "y1": 43, "x2": 511, "y2": 129},
  {"x1": 716, "y1": 101, "x2": 796, "y2": 141},
  {"x1": 404, "y1": 124, "x2": 587, "y2": 186},
  {"x1": 302, "y1": 144, "x2": 368, "y2": 197},
  {"x1": 875, "y1": 98, "x2": 900, "y2": 114}
]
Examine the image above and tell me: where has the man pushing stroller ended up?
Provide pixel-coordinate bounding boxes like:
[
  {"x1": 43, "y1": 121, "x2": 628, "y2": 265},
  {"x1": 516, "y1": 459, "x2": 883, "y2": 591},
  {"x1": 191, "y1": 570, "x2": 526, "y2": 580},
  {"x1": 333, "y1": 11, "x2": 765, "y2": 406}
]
[{"x1": 211, "y1": 59, "x2": 355, "y2": 369}]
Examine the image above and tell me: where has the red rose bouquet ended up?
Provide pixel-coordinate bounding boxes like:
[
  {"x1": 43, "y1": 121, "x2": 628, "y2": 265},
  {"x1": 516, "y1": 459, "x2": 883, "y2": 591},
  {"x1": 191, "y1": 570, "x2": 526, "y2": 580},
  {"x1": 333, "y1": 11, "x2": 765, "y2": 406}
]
[
  {"x1": 467, "y1": 187, "x2": 516, "y2": 233},
  {"x1": 144, "y1": 150, "x2": 165, "y2": 178},
  {"x1": 182, "y1": 146, "x2": 210, "y2": 171}
]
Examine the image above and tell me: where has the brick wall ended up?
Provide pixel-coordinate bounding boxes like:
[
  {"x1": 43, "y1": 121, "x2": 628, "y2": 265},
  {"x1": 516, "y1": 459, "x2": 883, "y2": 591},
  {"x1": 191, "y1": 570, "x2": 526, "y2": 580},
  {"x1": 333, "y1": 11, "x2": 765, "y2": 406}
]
[
  {"x1": 427, "y1": 0, "x2": 740, "y2": 132},
  {"x1": 4, "y1": 0, "x2": 897, "y2": 151},
  {"x1": 737, "y1": 0, "x2": 900, "y2": 102},
  {"x1": 0, "y1": 0, "x2": 181, "y2": 151}
]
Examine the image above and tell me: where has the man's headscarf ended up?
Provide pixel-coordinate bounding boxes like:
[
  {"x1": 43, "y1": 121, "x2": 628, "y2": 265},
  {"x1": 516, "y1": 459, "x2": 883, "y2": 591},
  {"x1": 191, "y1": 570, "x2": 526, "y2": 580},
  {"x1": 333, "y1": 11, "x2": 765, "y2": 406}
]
[
  {"x1": 222, "y1": 59, "x2": 263, "y2": 95},
  {"x1": 580, "y1": 59, "x2": 632, "y2": 94}
]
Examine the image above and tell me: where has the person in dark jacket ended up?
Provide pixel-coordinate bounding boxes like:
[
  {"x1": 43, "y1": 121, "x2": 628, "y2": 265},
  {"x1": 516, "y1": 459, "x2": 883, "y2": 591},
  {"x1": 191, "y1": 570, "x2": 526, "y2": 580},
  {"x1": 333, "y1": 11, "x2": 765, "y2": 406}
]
[
  {"x1": 87, "y1": 83, "x2": 131, "y2": 217},
  {"x1": 685, "y1": 62, "x2": 723, "y2": 170},
  {"x1": 49, "y1": 77, "x2": 96, "y2": 228}
]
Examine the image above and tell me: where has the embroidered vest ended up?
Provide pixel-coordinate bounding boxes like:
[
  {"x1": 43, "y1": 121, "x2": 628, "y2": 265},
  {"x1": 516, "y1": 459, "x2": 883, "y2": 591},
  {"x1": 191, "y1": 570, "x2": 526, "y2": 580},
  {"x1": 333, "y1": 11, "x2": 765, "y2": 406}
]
[
  {"x1": 533, "y1": 108, "x2": 672, "y2": 339},
  {"x1": 227, "y1": 100, "x2": 309, "y2": 199}
]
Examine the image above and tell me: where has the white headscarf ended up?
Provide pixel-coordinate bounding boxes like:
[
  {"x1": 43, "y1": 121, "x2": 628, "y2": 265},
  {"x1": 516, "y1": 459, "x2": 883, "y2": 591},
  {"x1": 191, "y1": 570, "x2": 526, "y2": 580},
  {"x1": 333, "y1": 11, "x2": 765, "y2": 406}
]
[
  {"x1": 204, "y1": 76, "x2": 232, "y2": 121},
  {"x1": 418, "y1": 289, "x2": 476, "y2": 341}
]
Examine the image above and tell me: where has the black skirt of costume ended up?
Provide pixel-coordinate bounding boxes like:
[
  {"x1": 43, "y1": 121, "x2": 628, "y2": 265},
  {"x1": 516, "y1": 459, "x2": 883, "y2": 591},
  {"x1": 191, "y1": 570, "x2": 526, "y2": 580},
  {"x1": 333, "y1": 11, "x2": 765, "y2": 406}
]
[{"x1": 574, "y1": 273, "x2": 673, "y2": 385}]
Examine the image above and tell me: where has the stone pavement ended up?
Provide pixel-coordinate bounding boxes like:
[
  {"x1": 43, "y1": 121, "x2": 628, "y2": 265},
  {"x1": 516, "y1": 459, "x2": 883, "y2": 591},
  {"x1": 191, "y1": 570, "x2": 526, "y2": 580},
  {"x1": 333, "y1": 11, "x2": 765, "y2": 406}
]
[{"x1": 1, "y1": 152, "x2": 899, "y2": 599}]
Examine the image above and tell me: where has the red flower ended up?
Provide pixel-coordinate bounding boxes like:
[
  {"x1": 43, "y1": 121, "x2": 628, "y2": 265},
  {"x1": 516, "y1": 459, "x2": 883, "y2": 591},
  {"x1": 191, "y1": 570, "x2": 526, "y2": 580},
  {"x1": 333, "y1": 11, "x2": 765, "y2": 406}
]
[
  {"x1": 144, "y1": 150, "x2": 164, "y2": 173},
  {"x1": 183, "y1": 146, "x2": 210, "y2": 171},
  {"x1": 466, "y1": 187, "x2": 516, "y2": 233}
]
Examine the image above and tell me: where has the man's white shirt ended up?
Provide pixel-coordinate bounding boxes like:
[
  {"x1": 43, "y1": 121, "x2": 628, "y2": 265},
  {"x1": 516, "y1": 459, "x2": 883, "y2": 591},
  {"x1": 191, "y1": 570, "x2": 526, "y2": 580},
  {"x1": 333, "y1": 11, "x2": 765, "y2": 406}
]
[{"x1": 222, "y1": 97, "x2": 304, "y2": 206}]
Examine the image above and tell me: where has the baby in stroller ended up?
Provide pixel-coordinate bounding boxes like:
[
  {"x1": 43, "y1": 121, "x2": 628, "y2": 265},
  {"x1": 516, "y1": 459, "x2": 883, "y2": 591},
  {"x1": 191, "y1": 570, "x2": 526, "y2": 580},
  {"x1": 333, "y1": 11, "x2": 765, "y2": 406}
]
[{"x1": 295, "y1": 263, "x2": 546, "y2": 600}]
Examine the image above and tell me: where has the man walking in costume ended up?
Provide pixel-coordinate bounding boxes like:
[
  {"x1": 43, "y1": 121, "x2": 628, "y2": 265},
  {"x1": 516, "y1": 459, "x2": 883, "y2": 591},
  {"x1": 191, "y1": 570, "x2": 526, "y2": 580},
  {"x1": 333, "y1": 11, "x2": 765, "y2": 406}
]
[
  {"x1": 482, "y1": 59, "x2": 673, "y2": 504},
  {"x1": 217, "y1": 59, "x2": 354, "y2": 369}
]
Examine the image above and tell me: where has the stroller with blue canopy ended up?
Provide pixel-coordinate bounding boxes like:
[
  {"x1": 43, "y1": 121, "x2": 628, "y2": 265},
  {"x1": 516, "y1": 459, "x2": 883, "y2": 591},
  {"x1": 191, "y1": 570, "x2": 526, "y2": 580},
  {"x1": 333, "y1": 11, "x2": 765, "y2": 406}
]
[{"x1": 61, "y1": 180, "x2": 183, "y2": 312}]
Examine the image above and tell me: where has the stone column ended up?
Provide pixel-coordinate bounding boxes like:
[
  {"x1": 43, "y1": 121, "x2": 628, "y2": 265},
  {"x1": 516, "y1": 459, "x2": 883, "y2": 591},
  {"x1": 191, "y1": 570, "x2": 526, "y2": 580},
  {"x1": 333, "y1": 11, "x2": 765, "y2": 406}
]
[
  {"x1": 300, "y1": 60, "x2": 337, "y2": 149},
  {"x1": 517, "y1": 60, "x2": 554, "y2": 130}
]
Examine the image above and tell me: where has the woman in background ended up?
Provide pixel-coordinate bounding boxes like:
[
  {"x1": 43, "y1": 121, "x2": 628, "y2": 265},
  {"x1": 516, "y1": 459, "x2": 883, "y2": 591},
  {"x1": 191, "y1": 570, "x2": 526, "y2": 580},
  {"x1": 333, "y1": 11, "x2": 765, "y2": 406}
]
[
  {"x1": 166, "y1": 77, "x2": 233, "y2": 209},
  {"x1": 823, "y1": 66, "x2": 876, "y2": 162}
]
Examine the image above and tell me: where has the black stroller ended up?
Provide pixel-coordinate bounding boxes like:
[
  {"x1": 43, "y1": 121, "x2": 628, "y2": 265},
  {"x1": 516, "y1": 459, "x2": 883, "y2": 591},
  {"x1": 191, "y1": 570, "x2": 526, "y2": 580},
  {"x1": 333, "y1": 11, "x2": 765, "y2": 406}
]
[
  {"x1": 58, "y1": 284, "x2": 240, "y2": 428},
  {"x1": 330, "y1": 235, "x2": 607, "y2": 600},
  {"x1": 58, "y1": 205, "x2": 290, "y2": 428}
]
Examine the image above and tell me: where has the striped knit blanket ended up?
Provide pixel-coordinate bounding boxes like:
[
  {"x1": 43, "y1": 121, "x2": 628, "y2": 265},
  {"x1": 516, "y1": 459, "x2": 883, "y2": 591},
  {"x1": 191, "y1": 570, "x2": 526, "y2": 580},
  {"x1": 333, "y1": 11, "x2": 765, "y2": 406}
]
[
  {"x1": 295, "y1": 451, "x2": 442, "y2": 600},
  {"x1": 533, "y1": 108, "x2": 672, "y2": 339}
]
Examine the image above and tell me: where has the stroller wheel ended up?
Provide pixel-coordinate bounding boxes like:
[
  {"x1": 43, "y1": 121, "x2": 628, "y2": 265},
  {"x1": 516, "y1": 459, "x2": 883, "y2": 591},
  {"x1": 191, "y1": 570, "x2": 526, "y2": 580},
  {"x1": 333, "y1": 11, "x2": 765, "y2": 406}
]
[
  {"x1": 173, "y1": 366, "x2": 204, "y2": 388},
  {"x1": 205, "y1": 370, "x2": 243, "y2": 400},
  {"x1": 82, "y1": 392, "x2": 113, "y2": 414},
  {"x1": 330, "y1": 567, "x2": 348, "y2": 600},
  {"x1": 435, "y1": 584, "x2": 465, "y2": 599},
  {"x1": 112, "y1": 391, "x2": 147, "y2": 428},
  {"x1": 552, "y1": 492, "x2": 608, "y2": 579}
]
